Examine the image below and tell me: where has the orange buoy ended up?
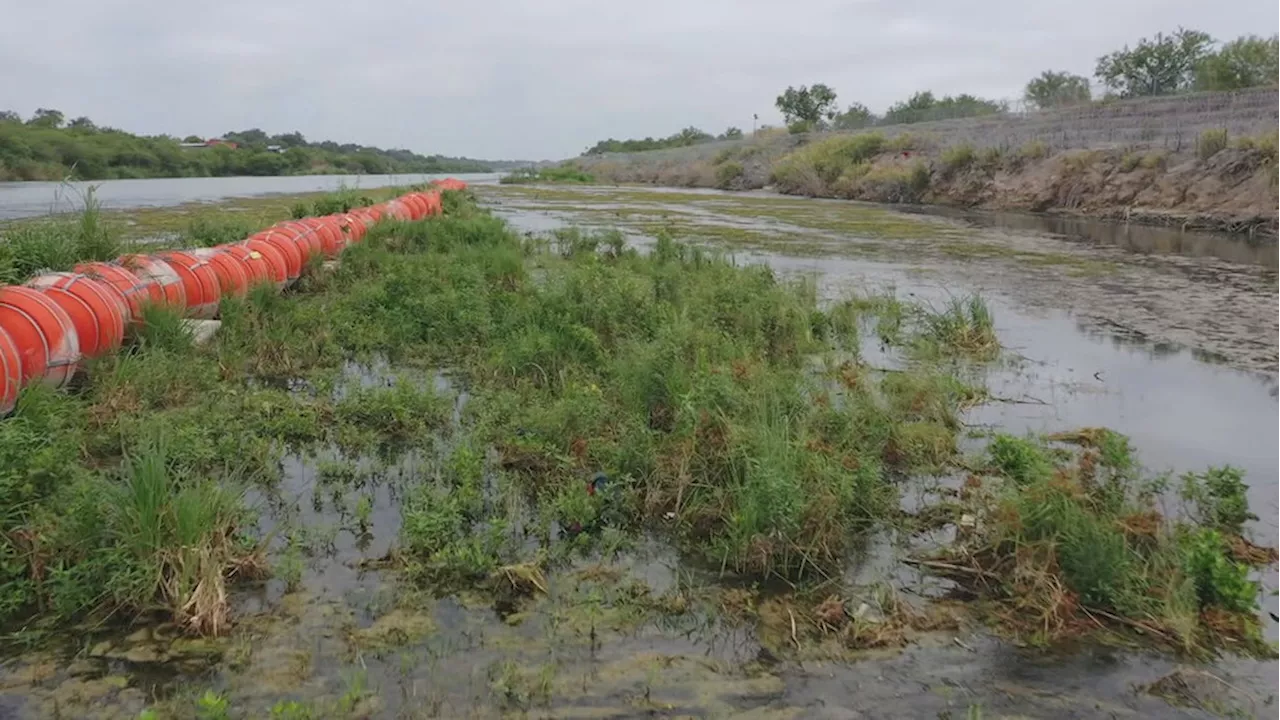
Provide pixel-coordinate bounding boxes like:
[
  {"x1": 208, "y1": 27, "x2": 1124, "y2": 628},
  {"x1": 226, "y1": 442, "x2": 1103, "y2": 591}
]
[
  {"x1": 384, "y1": 200, "x2": 412, "y2": 221},
  {"x1": 118, "y1": 254, "x2": 186, "y2": 310},
  {"x1": 290, "y1": 218, "x2": 336, "y2": 258},
  {"x1": 338, "y1": 213, "x2": 365, "y2": 244},
  {"x1": 158, "y1": 251, "x2": 222, "y2": 319},
  {"x1": 434, "y1": 178, "x2": 467, "y2": 192},
  {"x1": 423, "y1": 191, "x2": 443, "y2": 216},
  {"x1": 248, "y1": 230, "x2": 303, "y2": 283},
  {"x1": 0, "y1": 286, "x2": 80, "y2": 388},
  {"x1": 242, "y1": 239, "x2": 289, "y2": 289},
  {"x1": 396, "y1": 195, "x2": 421, "y2": 220},
  {"x1": 271, "y1": 222, "x2": 322, "y2": 266},
  {"x1": 311, "y1": 216, "x2": 346, "y2": 256},
  {"x1": 0, "y1": 327, "x2": 22, "y2": 415},
  {"x1": 348, "y1": 209, "x2": 376, "y2": 236},
  {"x1": 72, "y1": 262, "x2": 150, "y2": 326},
  {"x1": 192, "y1": 247, "x2": 250, "y2": 299},
  {"x1": 216, "y1": 244, "x2": 272, "y2": 290},
  {"x1": 27, "y1": 273, "x2": 126, "y2": 357}
]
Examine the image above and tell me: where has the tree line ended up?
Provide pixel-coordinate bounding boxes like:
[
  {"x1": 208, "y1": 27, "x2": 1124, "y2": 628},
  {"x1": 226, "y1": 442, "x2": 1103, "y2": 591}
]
[
  {"x1": 0, "y1": 109, "x2": 493, "y2": 182},
  {"x1": 777, "y1": 29, "x2": 1277, "y2": 132},
  {"x1": 583, "y1": 126, "x2": 742, "y2": 156}
]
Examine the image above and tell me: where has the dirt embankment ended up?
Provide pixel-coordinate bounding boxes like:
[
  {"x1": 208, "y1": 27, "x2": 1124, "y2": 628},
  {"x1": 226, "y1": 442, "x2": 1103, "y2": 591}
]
[{"x1": 580, "y1": 139, "x2": 1278, "y2": 236}]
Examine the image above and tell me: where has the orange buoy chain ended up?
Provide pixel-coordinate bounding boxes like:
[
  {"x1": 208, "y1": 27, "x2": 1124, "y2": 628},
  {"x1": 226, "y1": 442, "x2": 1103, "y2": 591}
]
[{"x1": 0, "y1": 180, "x2": 465, "y2": 414}]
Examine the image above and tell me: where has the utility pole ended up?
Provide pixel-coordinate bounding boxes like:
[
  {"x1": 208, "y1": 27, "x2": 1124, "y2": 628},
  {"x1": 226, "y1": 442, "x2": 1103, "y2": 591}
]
[{"x1": 753, "y1": 114, "x2": 758, "y2": 135}]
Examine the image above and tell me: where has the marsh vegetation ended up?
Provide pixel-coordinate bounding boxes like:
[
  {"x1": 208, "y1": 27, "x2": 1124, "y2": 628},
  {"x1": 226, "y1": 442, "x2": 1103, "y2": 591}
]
[{"x1": 0, "y1": 189, "x2": 1272, "y2": 718}]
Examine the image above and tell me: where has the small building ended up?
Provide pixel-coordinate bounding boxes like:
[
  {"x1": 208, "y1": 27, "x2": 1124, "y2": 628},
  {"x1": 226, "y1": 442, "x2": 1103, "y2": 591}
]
[{"x1": 179, "y1": 138, "x2": 238, "y2": 150}]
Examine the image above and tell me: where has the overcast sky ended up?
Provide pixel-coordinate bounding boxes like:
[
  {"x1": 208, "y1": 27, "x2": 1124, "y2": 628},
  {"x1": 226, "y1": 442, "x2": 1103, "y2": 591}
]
[{"x1": 3, "y1": 1, "x2": 1275, "y2": 160}]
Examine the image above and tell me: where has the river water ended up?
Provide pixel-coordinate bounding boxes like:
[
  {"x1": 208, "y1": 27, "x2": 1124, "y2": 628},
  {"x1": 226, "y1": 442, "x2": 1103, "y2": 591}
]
[{"x1": 0, "y1": 172, "x2": 502, "y2": 220}]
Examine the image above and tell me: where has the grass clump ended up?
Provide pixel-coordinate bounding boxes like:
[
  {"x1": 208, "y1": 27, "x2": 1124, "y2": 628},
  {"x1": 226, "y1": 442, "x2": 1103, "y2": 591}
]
[
  {"x1": 1197, "y1": 128, "x2": 1229, "y2": 161},
  {"x1": 929, "y1": 430, "x2": 1272, "y2": 655},
  {"x1": 0, "y1": 188, "x2": 120, "y2": 284},
  {"x1": 180, "y1": 214, "x2": 255, "y2": 248},
  {"x1": 917, "y1": 295, "x2": 999, "y2": 359},
  {"x1": 939, "y1": 144, "x2": 976, "y2": 176}
]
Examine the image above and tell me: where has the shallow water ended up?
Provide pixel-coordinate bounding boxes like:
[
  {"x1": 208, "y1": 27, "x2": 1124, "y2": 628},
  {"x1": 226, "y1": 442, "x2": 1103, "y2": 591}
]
[
  {"x1": 484, "y1": 186, "x2": 1280, "y2": 715},
  {"x1": 0, "y1": 172, "x2": 501, "y2": 221},
  {"x1": 0, "y1": 188, "x2": 1275, "y2": 719}
]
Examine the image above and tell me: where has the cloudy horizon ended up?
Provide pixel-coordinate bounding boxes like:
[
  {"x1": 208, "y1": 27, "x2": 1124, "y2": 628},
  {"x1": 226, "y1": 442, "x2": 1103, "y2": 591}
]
[{"x1": 3, "y1": 1, "x2": 1275, "y2": 161}]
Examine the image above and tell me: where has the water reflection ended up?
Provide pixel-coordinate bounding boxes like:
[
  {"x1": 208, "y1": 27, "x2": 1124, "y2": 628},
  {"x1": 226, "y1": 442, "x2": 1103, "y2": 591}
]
[{"x1": 899, "y1": 204, "x2": 1279, "y2": 267}]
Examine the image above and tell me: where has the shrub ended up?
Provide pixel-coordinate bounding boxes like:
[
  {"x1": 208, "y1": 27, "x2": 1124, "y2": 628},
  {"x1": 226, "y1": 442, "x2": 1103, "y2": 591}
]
[
  {"x1": 886, "y1": 133, "x2": 922, "y2": 152},
  {"x1": 939, "y1": 144, "x2": 976, "y2": 176},
  {"x1": 977, "y1": 146, "x2": 1004, "y2": 169},
  {"x1": 1182, "y1": 528, "x2": 1257, "y2": 613},
  {"x1": 770, "y1": 133, "x2": 887, "y2": 195},
  {"x1": 851, "y1": 163, "x2": 930, "y2": 203},
  {"x1": 1138, "y1": 152, "x2": 1168, "y2": 170},
  {"x1": 715, "y1": 161, "x2": 745, "y2": 189},
  {"x1": 1018, "y1": 140, "x2": 1049, "y2": 161},
  {"x1": 1180, "y1": 466, "x2": 1255, "y2": 535},
  {"x1": 1119, "y1": 152, "x2": 1141, "y2": 172},
  {"x1": 1197, "y1": 128, "x2": 1229, "y2": 161}
]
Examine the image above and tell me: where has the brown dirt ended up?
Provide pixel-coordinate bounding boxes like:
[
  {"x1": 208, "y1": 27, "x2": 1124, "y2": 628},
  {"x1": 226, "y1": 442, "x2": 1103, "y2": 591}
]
[{"x1": 584, "y1": 143, "x2": 1278, "y2": 236}]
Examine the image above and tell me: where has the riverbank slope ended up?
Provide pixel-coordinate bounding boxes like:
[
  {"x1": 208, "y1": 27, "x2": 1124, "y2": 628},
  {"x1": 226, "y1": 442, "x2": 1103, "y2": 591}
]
[{"x1": 578, "y1": 89, "x2": 1280, "y2": 235}]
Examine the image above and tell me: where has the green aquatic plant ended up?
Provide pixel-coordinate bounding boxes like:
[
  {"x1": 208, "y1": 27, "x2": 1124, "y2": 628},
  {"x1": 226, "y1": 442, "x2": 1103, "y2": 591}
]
[
  {"x1": 917, "y1": 294, "x2": 999, "y2": 359},
  {"x1": 931, "y1": 430, "x2": 1272, "y2": 655}
]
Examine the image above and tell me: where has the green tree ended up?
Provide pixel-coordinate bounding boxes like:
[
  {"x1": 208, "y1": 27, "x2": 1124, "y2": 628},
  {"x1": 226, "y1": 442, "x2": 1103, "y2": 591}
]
[
  {"x1": 832, "y1": 102, "x2": 877, "y2": 130},
  {"x1": 182, "y1": 135, "x2": 203, "y2": 143},
  {"x1": 719, "y1": 127, "x2": 744, "y2": 140},
  {"x1": 0, "y1": 111, "x2": 22, "y2": 124},
  {"x1": 27, "y1": 108, "x2": 65, "y2": 128},
  {"x1": 67, "y1": 116, "x2": 97, "y2": 131},
  {"x1": 882, "y1": 92, "x2": 1003, "y2": 125},
  {"x1": 1095, "y1": 27, "x2": 1215, "y2": 97},
  {"x1": 1023, "y1": 71, "x2": 1092, "y2": 109},
  {"x1": 1195, "y1": 34, "x2": 1280, "y2": 91},
  {"x1": 671, "y1": 126, "x2": 713, "y2": 146},
  {"x1": 775, "y1": 84, "x2": 839, "y2": 128}
]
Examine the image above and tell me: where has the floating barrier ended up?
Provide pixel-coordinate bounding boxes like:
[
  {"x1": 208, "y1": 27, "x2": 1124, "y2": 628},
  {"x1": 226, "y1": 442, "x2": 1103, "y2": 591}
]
[
  {"x1": 191, "y1": 247, "x2": 251, "y2": 299},
  {"x1": 157, "y1": 251, "x2": 223, "y2": 320},
  {"x1": 0, "y1": 181, "x2": 466, "y2": 411},
  {"x1": 0, "y1": 327, "x2": 21, "y2": 414},
  {"x1": 0, "y1": 286, "x2": 80, "y2": 388},
  {"x1": 27, "y1": 273, "x2": 127, "y2": 357}
]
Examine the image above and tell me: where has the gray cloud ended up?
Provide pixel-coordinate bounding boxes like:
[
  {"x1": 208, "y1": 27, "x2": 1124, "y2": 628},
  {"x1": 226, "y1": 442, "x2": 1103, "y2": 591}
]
[{"x1": 3, "y1": 0, "x2": 1274, "y2": 159}]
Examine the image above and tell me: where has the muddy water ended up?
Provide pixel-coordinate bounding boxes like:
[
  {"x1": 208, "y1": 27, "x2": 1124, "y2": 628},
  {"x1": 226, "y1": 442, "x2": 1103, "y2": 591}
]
[{"x1": 1, "y1": 188, "x2": 1276, "y2": 719}]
